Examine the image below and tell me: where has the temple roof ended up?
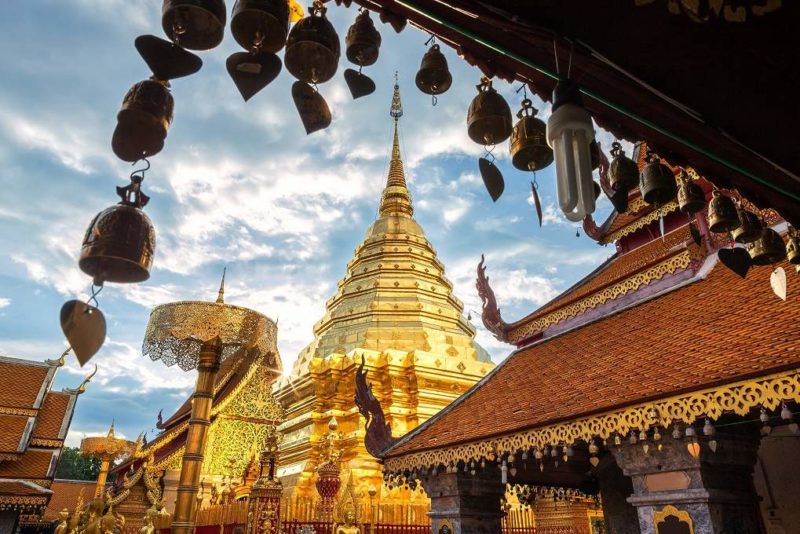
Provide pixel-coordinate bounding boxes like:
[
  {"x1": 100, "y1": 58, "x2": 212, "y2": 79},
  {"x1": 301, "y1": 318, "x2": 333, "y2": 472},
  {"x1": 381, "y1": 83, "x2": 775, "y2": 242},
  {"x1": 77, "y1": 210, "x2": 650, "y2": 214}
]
[
  {"x1": 384, "y1": 249, "x2": 800, "y2": 459},
  {"x1": 0, "y1": 356, "x2": 54, "y2": 411},
  {"x1": 42, "y1": 480, "x2": 94, "y2": 521}
]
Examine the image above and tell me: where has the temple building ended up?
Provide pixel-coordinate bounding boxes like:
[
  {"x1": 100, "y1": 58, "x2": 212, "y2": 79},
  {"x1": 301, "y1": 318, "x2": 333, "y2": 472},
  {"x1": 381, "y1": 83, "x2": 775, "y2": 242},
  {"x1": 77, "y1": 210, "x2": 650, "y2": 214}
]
[
  {"x1": 273, "y1": 82, "x2": 494, "y2": 506},
  {"x1": 0, "y1": 352, "x2": 89, "y2": 532},
  {"x1": 361, "y1": 145, "x2": 800, "y2": 533}
]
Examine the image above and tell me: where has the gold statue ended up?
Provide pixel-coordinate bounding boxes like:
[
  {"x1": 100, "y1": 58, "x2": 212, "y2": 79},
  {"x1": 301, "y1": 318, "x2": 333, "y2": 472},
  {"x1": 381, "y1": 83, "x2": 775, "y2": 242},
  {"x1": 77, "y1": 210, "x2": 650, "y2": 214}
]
[
  {"x1": 335, "y1": 509, "x2": 360, "y2": 534},
  {"x1": 333, "y1": 473, "x2": 361, "y2": 534},
  {"x1": 81, "y1": 498, "x2": 105, "y2": 534},
  {"x1": 55, "y1": 509, "x2": 70, "y2": 534},
  {"x1": 139, "y1": 505, "x2": 158, "y2": 534}
]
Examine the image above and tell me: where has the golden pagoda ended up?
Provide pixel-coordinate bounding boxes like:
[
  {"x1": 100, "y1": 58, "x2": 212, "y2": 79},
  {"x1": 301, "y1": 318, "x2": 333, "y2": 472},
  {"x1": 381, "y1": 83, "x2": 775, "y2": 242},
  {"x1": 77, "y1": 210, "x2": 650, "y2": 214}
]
[{"x1": 274, "y1": 80, "x2": 495, "y2": 506}]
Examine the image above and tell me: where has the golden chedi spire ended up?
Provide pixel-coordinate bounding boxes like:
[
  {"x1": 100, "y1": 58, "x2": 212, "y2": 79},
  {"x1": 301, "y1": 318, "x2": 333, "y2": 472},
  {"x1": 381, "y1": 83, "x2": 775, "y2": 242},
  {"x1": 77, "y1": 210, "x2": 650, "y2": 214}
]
[{"x1": 379, "y1": 76, "x2": 413, "y2": 218}]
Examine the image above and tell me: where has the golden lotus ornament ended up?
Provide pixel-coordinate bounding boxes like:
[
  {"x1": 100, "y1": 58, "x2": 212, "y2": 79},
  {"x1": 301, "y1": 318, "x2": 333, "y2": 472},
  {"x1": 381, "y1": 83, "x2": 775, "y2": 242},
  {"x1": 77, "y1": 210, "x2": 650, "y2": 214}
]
[
  {"x1": 731, "y1": 205, "x2": 762, "y2": 244},
  {"x1": 706, "y1": 190, "x2": 740, "y2": 233},
  {"x1": 415, "y1": 44, "x2": 452, "y2": 97},
  {"x1": 467, "y1": 77, "x2": 512, "y2": 146},
  {"x1": 284, "y1": 1, "x2": 340, "y2": 84},
  {"x1": 231, "y1": 0, "x2": 290, "y2": 53},
  {"x1": 748, "y1": 227, "x2": 787, "y2": 266},
  {"x1": 162, "y1": 0, "x2": 227, "y2": 50},
  {"x1": 639, "y1": 154, "x2": 677, "y2": 206},
  {"x1": 509, "y1": 98, "x2": 552, "y2": 172}
]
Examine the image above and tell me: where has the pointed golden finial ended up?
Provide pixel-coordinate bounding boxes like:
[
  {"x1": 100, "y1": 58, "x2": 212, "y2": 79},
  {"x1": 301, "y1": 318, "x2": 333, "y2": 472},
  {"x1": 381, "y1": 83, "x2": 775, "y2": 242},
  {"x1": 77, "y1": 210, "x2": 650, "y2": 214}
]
[
  {"x1": 46, "y1": 347, "x2": 71, "y2": 367},
  {"x1": 75, "y1": 364, "x2": 97, "y2": 395},
  {"x1": 107, "y1": 420, "x2": 116, "y2": 438},
  {"x1": 216, "y1": 267, "x2": 226, "y2": 304},
  {"x1": 380, "y1": 73, "x2": 413, "y2": 218}
]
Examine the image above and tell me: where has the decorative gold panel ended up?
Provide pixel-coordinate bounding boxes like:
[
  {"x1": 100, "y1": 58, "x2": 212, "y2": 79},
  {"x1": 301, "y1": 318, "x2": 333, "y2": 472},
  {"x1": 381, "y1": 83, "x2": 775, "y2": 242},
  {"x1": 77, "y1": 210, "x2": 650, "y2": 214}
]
[
  {"x1": 383, "y1": 370, "x2": 800, "y2": 474},
  {"x1": 602, "y1": 201, "x2": 679, "y2": 245},
  {"x1": 653, "y1": 504, "x2": 694, "y2": 534}
]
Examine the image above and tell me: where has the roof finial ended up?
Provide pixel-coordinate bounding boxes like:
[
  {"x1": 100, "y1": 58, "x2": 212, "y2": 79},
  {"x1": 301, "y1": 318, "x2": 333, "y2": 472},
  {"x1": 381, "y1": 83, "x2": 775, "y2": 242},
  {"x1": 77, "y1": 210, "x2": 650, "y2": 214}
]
[
  {"x1": 379, "y1": 74, "x2": 413, "y2": 217},
  {"x1": 216, "y1": 267, "x2": 226, "y2": 304},
  {"x1": 390, "y1": 71, "x2": 403, "y2": 121},
  {"x1": 107, "y1": 419, "x2": 115, "y2": 438}
]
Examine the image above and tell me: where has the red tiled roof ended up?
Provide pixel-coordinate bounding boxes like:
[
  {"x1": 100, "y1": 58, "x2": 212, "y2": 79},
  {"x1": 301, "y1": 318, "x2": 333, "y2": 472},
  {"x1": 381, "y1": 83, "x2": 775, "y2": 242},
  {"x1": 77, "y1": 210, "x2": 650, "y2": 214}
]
[
  {"x1": 0, "y1": 480, "x2": 51, "y2": 497},
  {"x1": 32, "y1": 392, "x2": 72, "y2": 443},
  {"x1": 42, "y1": 480, "x2": 95, "y2": 520},
  {"x1": 0, "y1": 358, "x2": 50, "y2": 409},
  {"x1": 387, "y1": 255, "x2": 800, "y2": 457},
  {"x1": 0, "y1": 415, "x2": 29, "y2": 454},
  {"x1": 0, "y1": 449, "x2": 55, "y2": 479}
]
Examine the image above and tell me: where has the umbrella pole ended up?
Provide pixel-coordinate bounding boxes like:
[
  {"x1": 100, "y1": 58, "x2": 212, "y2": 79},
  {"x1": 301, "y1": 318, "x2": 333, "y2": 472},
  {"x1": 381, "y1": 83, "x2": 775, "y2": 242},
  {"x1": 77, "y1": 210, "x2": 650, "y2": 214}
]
[{"x1": 171, "y1": 337, "x2": 222, "y2": 534}]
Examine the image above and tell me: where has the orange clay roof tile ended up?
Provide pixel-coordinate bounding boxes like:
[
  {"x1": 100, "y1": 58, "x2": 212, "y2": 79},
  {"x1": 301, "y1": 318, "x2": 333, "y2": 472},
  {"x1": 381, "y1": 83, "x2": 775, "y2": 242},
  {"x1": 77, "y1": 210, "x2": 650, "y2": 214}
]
[
  {"x1": 42, "y1": 480, "x2": 95, "y2": 520},
  {"x1": 0, "y1": 360, "x2": 50, "y2": 409},
  {"x1": 387, "y1": 256, "x2": 800, "y2": 457},
  {"x1": 0, "y1": 415, "x2": 30, "y2": 454},
  {"x1": 32, "y1": 392, "x2": 72, "y2": 442},
  {"x1": 0, "y1": 449, "x2": 54, "y2": 479}
]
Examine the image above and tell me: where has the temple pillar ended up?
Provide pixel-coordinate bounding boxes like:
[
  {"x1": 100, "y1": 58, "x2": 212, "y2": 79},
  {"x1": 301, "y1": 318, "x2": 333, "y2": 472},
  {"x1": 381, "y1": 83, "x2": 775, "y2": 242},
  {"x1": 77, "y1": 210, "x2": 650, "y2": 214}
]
[
  {"x1": 595, "y1": 456, "x2": 640, "y2": 534},
  {"x1": 162, "y1": 469, "x2": 180, "y2": 514},
  {"x1": 421, "y1": 467, "x2": 505, "y2": 534},
  {"x1": 610, "y1": 427, "x2": 762, "y2": 534}
]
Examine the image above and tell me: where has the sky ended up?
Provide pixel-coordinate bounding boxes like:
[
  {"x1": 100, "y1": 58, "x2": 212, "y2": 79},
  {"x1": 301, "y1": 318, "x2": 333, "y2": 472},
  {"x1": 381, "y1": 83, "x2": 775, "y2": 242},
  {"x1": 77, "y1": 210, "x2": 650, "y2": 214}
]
[{"x1": 0, "y1": 0, "x2": 622, "y2": 447}]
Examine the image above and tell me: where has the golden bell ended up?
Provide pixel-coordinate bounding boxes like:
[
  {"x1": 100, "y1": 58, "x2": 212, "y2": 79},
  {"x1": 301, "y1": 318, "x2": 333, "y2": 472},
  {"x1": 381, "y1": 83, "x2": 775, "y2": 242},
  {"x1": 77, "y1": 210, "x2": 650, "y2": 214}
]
[
  {"x1": 231, "y1": 0, "x2": 290, "y2": 53},
  {"x1": 509, "y1": 99, "x2": 552, "y2": 172},
  {"x1": 162, "y1": 0, "x2": 227, "y2": 51},
  {"x1": 79, "y1": 186, "x2": 156, "y2": 285},
  {"x1": 608, "y1": 142, "x2": 638, "y2": 192},
  {"x1": 112, "y1": 79, "x2": 174, "y2": 163},
  {"x1": 730, "y1": 206, "x2": 761, "y2": 244},
  {"x1": 415, "y1": 44, "x2": 452, "y2": 96},
  {"x1": 706, "y1": 190, "x2": 740, "y2": 233},
  {"x1": 639, "y1": 156, "x2": 677, "y2": 206},
  {"x1": 345, "y1": 10, "x2": 381, "y2": 67},
  {"x1": 285, "y1": 2, "x2": 340, "y2": 84},
  {"x1": 676, "y1": 172, "x2": 705, "y2": 215},
  {"x1": 786, "y1": 226, "x2": 799, "y2": 264},
  {"x1": 747, "y1": 227, "x2": 787, "y2": 266},
  {"x1": 467, "y1": 78, "x2": 512, "y2": 145}
]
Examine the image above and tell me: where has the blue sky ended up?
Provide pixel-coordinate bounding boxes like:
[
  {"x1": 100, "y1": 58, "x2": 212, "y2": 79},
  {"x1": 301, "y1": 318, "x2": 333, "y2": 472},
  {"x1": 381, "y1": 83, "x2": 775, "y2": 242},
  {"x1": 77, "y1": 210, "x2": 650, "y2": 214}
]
[{"x1": 0, "y1": 0, "x2": 621, "y2": 446}]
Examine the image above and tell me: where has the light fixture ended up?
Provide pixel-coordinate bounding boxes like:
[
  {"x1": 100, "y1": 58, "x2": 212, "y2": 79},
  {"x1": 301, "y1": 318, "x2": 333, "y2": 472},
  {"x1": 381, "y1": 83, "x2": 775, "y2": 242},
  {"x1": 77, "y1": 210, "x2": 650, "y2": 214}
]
[{"x1": 546, "y1": 79, "x2": 596, "y2": 222}]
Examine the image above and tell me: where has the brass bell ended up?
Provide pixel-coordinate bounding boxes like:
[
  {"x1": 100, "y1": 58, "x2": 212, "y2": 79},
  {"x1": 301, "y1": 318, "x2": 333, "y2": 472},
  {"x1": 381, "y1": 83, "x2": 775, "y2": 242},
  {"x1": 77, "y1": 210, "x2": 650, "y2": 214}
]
[
  {"x1": 509, "y1": 99, "x2": 552, "y2": 172},
  {"x1": 467, "y1": 78, "x2": 512, "y2": 146},
  {"x1": 748, "y1": 227, "x2": 787, "y2": 266},
  {"x1": 285, "y1": 2, "x2": 340, "y2": 84},
  {"x1": 231, "y1": 0, "x2": 290, "y2": 53},
  {"x1": 730, "y1": 205, "x2": 761, "y2": 244},
  {"x1": 676, "y1": 171, "x2": 705, "y2": 215},
  {"x1": 162, "y1": 0, "x2": 227, "y2": 51},
  {"x1": 345, "y1": 10, "x2": 381, "y2": 67},
  {"x1": 415, "y1": 44, "x2": 452, "y2": 96},
  {"x1": 706, "y1": 190, "x2": 740, "y2": 233},
  {"x1": 79, "y1": 180, "x2": 155, "y2": 285},
  {"x1": 607, "y1": 142, "x2": 638, "y2": 192},
  {"x1": 112, "y1": 79, "x2": 174, "y2": 163},
  {"x1": 639, "y1": 153, "x2": 677, "y2": 206},
  {"x1": 786, "y1": 226, "x2": 799, "y2": 265}
]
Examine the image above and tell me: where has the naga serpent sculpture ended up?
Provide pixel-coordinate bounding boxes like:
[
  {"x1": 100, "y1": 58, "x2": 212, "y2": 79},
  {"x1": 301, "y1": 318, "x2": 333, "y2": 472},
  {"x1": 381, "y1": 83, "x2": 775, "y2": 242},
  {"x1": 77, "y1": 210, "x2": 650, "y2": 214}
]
[
  {"x1": 476, "y1": 254, "x2": 509, "y2": 342},
  {"x1": 354, "y1": 355, "x2": 397, "y2": 457}
]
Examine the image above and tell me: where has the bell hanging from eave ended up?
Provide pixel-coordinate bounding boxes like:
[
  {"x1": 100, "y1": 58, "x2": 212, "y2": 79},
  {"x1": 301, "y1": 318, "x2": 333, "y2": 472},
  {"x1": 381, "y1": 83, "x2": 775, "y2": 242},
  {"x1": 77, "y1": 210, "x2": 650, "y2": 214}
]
[
  {"x1": 786, "y1": 226, "x2": 799, "y2": 264},
  {"x1": 285, "y1": 1, "x2": 340, "y2": 84},
  {"x1": 639, "y1": 152, "x2": 677, "y2": 206},
  {"x1": 467, "y1": 77, "x2": 512, "y2": 146},
  {"x1": 415, "y1": 43, "x2": 452, "y2": 100},
  {"x1": 608, "y1": 142, "x2": 638, "y2": 192},
  {"x1": 509, "y1": 98, "x2": 552, "y2": 172},
  {"x1": 676, "y1": 171, "x2": 705, "y2": 215},
  {"x1": 748, "y1": 226, "x2": 787, "y2": 266},
  {"x1": 731, "y1": 204, "x2": 762, "y2": 244},
  {"x1": 346, "y1": 9, "x2": 381, "y2": 67},
  {"x1": 706, "y1": 190, "x2": 740, "y2": 233},
  {"x1": 546, "y1": 78, "x2": 596, "y2": 222},
  {"x1": 162, "y1": 0, "x2": 227, "y2": 50},
  {"x1": 231, "y1": 0, "x2": 290, "y2": 53},
  {"x1": 79, "y1": 176, "x2": 156, "y2": 285},
  {"x1": 112, "y1": 35, "x2": 202, "y2": 162}
]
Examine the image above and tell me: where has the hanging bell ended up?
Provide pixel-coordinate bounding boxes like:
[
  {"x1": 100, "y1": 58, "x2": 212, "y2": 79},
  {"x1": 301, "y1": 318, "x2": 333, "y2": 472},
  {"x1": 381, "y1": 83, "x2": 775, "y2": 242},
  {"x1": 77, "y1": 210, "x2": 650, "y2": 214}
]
[
  {"x1": 467, "y1": 78, "x2": 512, "y2": 146},
  {"x1": 231, "y1": 0, "x2": 290, "y2": 53},
  {"x1": 639, "y1": 154, "x2": 677, "y2": 206},
  {"x1": 608, "y1": 142, "x2": 638, "y2": 192},
  {"x1": 748, "y1": 227, "x2": 787, "y2": 266},
  {"x1": 285, "y1": 2, "x2": 340, "y2": 84},
  {"x1": 415, "y1": 44, "x2": 452, "y2": 96},
  {"x1": 162, "y1": 0, "x2": 227, "y2": 51},
  {"x1": 787, "y1": 226, "x2": 799, "y2": 264},
  {"x1": 79, "y1": 179, "x2": 156, "y2": 285},
  {"x1": 706, "y1": 191, "x2": 740, "y2": 233},
  {"x1": 509, "y1": 99, "x2": 552, "y2": 172},
  {"x1": 730, "y1": 205, "x2": 762, "y2": 244},
  {"x1": 676, "y1": 171, "x2": 705, "y2": 215},
  {"x1": 112, "y1": 79, "x2": 174, "y2": 163},
  {"x1": 345, "y1": 10, "x2": 381, "y2": 67}
]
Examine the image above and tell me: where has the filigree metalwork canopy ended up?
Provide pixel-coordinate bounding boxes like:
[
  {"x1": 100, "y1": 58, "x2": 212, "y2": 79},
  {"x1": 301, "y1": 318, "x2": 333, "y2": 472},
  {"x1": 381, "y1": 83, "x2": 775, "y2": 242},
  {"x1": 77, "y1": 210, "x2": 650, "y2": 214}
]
[{"x1": 142, "y1": 301, "x2": 277, "y2": 371}]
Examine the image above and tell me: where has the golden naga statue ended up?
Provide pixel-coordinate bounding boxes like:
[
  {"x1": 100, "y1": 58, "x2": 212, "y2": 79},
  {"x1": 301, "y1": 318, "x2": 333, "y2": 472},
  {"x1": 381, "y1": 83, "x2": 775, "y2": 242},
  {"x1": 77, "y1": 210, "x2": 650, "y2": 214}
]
[{"x1": 55, "y1": 509, "x2": 70, "y2": 534}]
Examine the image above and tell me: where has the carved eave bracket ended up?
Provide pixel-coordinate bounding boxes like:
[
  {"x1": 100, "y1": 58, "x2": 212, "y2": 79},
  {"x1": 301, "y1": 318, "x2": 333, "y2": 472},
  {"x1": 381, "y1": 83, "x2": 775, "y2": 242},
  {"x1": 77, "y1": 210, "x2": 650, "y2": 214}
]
[
  {"x1": 477, "y1": 255, "x2": 510, "y2": 342},
  {"x1": 354, "y1": 355, "x2": 398, "y2": 458}
]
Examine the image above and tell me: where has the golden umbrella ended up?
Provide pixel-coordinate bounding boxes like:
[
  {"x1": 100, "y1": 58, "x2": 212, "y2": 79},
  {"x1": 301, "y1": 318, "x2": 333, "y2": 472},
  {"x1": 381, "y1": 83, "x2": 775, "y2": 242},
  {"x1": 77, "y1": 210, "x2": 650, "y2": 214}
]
[{"x1": 80, "y1": 422, "x2": 137, "y2": 499}]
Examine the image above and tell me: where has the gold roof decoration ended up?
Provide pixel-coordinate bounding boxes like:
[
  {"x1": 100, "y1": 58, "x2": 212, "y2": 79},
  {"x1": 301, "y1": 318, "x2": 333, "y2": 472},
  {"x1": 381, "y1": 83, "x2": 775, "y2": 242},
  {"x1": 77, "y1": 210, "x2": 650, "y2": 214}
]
[
  {"x1": 142, "y1": 271, "x2": 278, "y2": 371},
  {"x1": 80, "y1": 421, "x2": 137, "y2": 460}
]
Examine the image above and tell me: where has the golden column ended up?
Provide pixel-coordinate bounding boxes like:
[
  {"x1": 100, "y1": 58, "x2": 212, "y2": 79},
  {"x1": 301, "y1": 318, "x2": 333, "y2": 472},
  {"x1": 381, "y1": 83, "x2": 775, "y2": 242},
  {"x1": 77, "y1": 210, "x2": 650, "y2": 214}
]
[
  {"x1": 80, "y1": 422, "x2": 137, "y2": 498},
  {"x1": 142, "y1": 274, "x2": 277, "y2": 534}
]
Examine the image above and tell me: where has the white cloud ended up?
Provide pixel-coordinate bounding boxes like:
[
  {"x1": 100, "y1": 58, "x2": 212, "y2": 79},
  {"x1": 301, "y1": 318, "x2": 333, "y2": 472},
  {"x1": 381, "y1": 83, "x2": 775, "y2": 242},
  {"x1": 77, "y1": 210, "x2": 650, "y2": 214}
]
[{"x1": 0, "y1": 297, "x2": 9, "y2": 309}]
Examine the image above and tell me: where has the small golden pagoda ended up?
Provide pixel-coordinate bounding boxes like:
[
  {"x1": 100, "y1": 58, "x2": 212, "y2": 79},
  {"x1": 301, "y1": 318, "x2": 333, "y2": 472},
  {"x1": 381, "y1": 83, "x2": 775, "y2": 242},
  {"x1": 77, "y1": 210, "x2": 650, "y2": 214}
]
[{"x1": 274, "y1": 80, "x2": 494, "y2": 506}]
